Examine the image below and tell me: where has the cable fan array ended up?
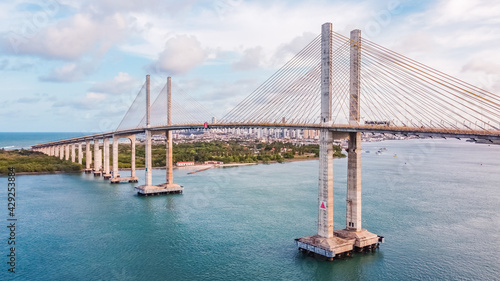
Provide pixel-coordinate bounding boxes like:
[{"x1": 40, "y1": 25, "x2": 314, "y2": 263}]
[
  {"x1": 221, "y1": 30, "x2": 500, "y2": 134},
  {"x1": 116, "y1": 78, "x2": 214, "y2": 132},
  {"x1": 117, "y1": 30, "x2": 500, "y2": 135}
]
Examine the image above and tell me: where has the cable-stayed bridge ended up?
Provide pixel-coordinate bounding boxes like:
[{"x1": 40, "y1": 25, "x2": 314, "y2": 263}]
[{"x1": 32, "y1": 23, "x2": 500, "y2": 260}]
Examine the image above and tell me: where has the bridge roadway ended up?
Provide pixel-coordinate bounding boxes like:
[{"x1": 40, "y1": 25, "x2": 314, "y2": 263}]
[{"x1": 31, "y1": 123, "x2": 500, "y2": 148}]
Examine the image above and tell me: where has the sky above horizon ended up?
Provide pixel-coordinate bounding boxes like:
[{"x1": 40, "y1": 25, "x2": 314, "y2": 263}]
[{"x1": 1, "y1": 0, "x2": 499, "y2": 133}]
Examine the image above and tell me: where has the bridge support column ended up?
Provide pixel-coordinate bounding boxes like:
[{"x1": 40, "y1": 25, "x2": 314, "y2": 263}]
[
  {"x1": 78, "y1": 143, "x2": 83, "y2": 165},
  {"x1": 110, "y1": 134, "x2": 138, "y2": 183},
  {"x1": 111, "y1": 136, "x2": 120, "y2": 181},
  {"x1": 59, "y1": 145, "x2": 64, "y2": 160},
  {"x1": 85, "y1": 140, "x2": 92, "y2": 173},
  {"x1": 334, "y1": 29, "x2": 382, "y2": 252},
  {"x1": 130, "y1": 135, "x2": 136, "y2": 179},
  {"x1": 166, "y1": 130, "x2": 174, "y2": 185},
  {"x1": 145, "y1": 130, "x2": 152, "y2": 186},
  {"x1": 136, "y1": 76, "x2": 182, "y2": 195},
  {"x1": 346, "y1": 132, "x2": 362, "y2": 230},
  {"x1": 71, "y1": 144, "x2": 76, "y2": 162},
  {"x1": 103, "y1": 137, "x2": 111, "y2": 179},
  {"x1": 93, "y1": 139, "x2": 102, "y2": 176},
  {"x1": 65, "y1": 145, "x2": 69, "y2": 161},
  {"x1": 296, "y1": 24, "x2": 383, "y2": 260}
]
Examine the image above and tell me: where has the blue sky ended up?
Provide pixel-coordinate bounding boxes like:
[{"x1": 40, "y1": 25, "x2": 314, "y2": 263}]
[{"x1": 1, "y1": 0, "x2": 499, "y2": 132}]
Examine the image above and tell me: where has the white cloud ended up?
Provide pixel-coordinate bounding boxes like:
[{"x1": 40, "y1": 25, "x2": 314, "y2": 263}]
[
  {"x1": 39, "y1": 60, "x2": 97, "y2": 82},
  {"x1": 232, "y1": 46, "x2": 264, "y2": 70},
  {"x1": 149, "y1": 34, "x2": 206, "y2": 74},
  {"x1": 53, "y1": 91, "x2": 107, "y2": 110},
  {"x1": 4, "y1": 12, "x2": 128, "y2": 60},
  {"x1": 89, "y1": 72, "x2": 140, "y2": 95}
]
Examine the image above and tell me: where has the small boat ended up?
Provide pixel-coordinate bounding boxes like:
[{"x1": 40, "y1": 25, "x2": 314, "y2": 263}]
[
  {"x1": 376, "y1": 151, "x2": 381, "y2": 155},
  {"x1": 393, "y1": 154, "x2": 397, "y2": 157},
  {"x1": 366, "y1": 151, "x2": 370, "y2": 153}
]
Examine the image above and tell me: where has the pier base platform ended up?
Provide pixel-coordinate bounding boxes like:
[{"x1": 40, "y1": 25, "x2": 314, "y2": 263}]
[
  {"x1": 135, "y1": 183, "x2": 183, "y2": 196},
  {"x1": 94, "y1": 171, "x2": 102, "y2": 176},
  {"x1": 103, "y1": 173, "x2": 112, "y2": 179},
  {"x1": 84, "y1": 169, "x2": 93, "y2": 174},
  {"x1": 296, "y1": 229, "x2": 383, "y2": 260},
  {"x1": 110, "y1": 176, "x2": 138, "y2": 183}
]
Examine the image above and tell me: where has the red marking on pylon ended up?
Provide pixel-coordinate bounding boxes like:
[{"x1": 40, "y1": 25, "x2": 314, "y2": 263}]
[{"x1": 320, "y1": 202, "x2": 326, "y2": 209}]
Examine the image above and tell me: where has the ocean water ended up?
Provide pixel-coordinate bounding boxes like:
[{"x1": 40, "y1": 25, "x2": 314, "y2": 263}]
[
  {"x1": 0, "y1": 132, "x2": 88, "y2": 150},
  {"x1": 1, "y1": 138, "x2": 499, "y2": 280}
]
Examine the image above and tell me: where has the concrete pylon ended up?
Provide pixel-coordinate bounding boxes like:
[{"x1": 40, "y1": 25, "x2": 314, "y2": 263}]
[
  {"x1": 78, "y1": 143, "x2": 83, "y2": 165},
  {"x1": 71, "y1": 143, "x2": 76, "y2": 162},
  {"x1": 136, "y1": 76, "x2": 182, "y2": 195},
  {"x1": 65, "y1": 144, "x2": 69, "y2": 161},
  {"x1": 85, "y1": 140, "x2": 92, "y2": 173},
  {"x1": 296, "y1": 24, "x2": 382, "y2": 261},
  {"x1": 103, "y1": 137, "x2": 111, "y2": 179},
  {"x1": 144, "y1": 74, "x2": 152, "y2": 187},
  {"x1": 129, "y1": 135, "x2": 136, "y2": 178},
  {"x1": 93, "y1": 139, "x2": 101, "y2": 175},
  {"x1": 94, "y1": 149, "x2": 102, "y2": 176},
  {"x1": 166, "y1": 130, "x2": 173, "y2": 184},
  {"x1": 346, "y1": 29, "x2": 362, "y2": 231},
  {"x1": 317, "y1": 22, "x2": 334, "y2": 238},
  {"x1": 59, "y1": 145, "x2": 64, "y2": 160},
  {"x1": 112, "y1": 136, "x2": 119, "y2": 179},
  {"x1": 110, "y1": 134, "x2": 138, "y2": 183}
]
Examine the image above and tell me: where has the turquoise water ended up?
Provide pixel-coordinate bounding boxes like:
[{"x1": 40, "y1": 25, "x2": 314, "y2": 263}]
[{"x1": 1, "y1": 138, "x2": 499, "y2": 280}]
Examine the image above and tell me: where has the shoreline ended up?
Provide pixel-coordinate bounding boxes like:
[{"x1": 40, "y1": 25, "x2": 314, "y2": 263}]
[{"x1": 3, "y1": 157, "x2": 321, "y2": 176}]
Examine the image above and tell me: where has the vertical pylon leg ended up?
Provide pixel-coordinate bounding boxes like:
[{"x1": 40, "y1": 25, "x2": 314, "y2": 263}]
[
  {"x1": 103, "y1": 138, "x2": 110, "y2": 178},
  {"x1": 71, "y1": 144, "x2": 76, "y2": 162},
  {"x1": 78, "y1": 143, "x2": 83, "y2": 164},
  {"x1": 130, "y1": 135, "x2": 136, "y2": 178},
  {"x1": 166, "y1": 130, "x2": 173, "y2": 184},
  {"x1": 112, "y1": 136, "x2": 119, "y2": 179},
  {"x1": 65, "y1": 145, "x2": 69, "y2": 161},
  {"x1": 318, "y1": 129, "x2": 334, "y2": 238},
  {"x1": 145, "y1": 130, "x2": 152, "y2": 187},
  {"x1": 346, "y1": 132, "x2": 362, "y2": 231},
  {"x1": 85, "y1": 140, "x2": 92, "y2": 173}
]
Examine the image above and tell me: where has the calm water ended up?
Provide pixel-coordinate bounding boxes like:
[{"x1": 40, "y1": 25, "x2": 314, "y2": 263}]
[
  {"x1": 1, "y1": 138, "x2": 499, "y2": 280},
  {"x1": 0, "y1": 132, "x2": 88, "y2": 150}
]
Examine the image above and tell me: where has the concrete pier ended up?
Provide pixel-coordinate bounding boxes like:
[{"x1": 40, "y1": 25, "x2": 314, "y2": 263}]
[
  {"x1": 78, "y1": 143, "x2": 83, "y2": 165},
  {"x1": 71, "y1": 143, "x2": 76, "y2": 162},
  {"x1": 110, "y1": 134, "x2": 138, "y2": 183},
  {"x1": 65, "y1": 145, "x2": 69, "y2": 161},
  {"x1": 136, "y1": 76, "x2": 182, "y2": 195},
  {"x1": 296, "y1": 26, "x2": 382, "y2": 260},
  {"x1": 103, "y1": 137, "x2": 111, "y2": 179},
  {"x1": 85, "y1": 140, "x2": 92, "y2": 173},
  {"x1": 94, "y1": 148, "x2": 102, "y2": 176}
]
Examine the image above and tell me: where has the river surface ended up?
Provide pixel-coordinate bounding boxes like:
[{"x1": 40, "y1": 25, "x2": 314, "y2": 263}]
[{"x1": 1, "y1": 136, "x2": 499, "y2": 280}]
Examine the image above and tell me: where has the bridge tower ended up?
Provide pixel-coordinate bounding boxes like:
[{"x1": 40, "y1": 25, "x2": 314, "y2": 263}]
[
  {"x1": 135, "y1": 76, "x2": 183, "y2": 195},
  {"x1": 296, "y1": 24, "x2": 383, "y2": 260}
]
